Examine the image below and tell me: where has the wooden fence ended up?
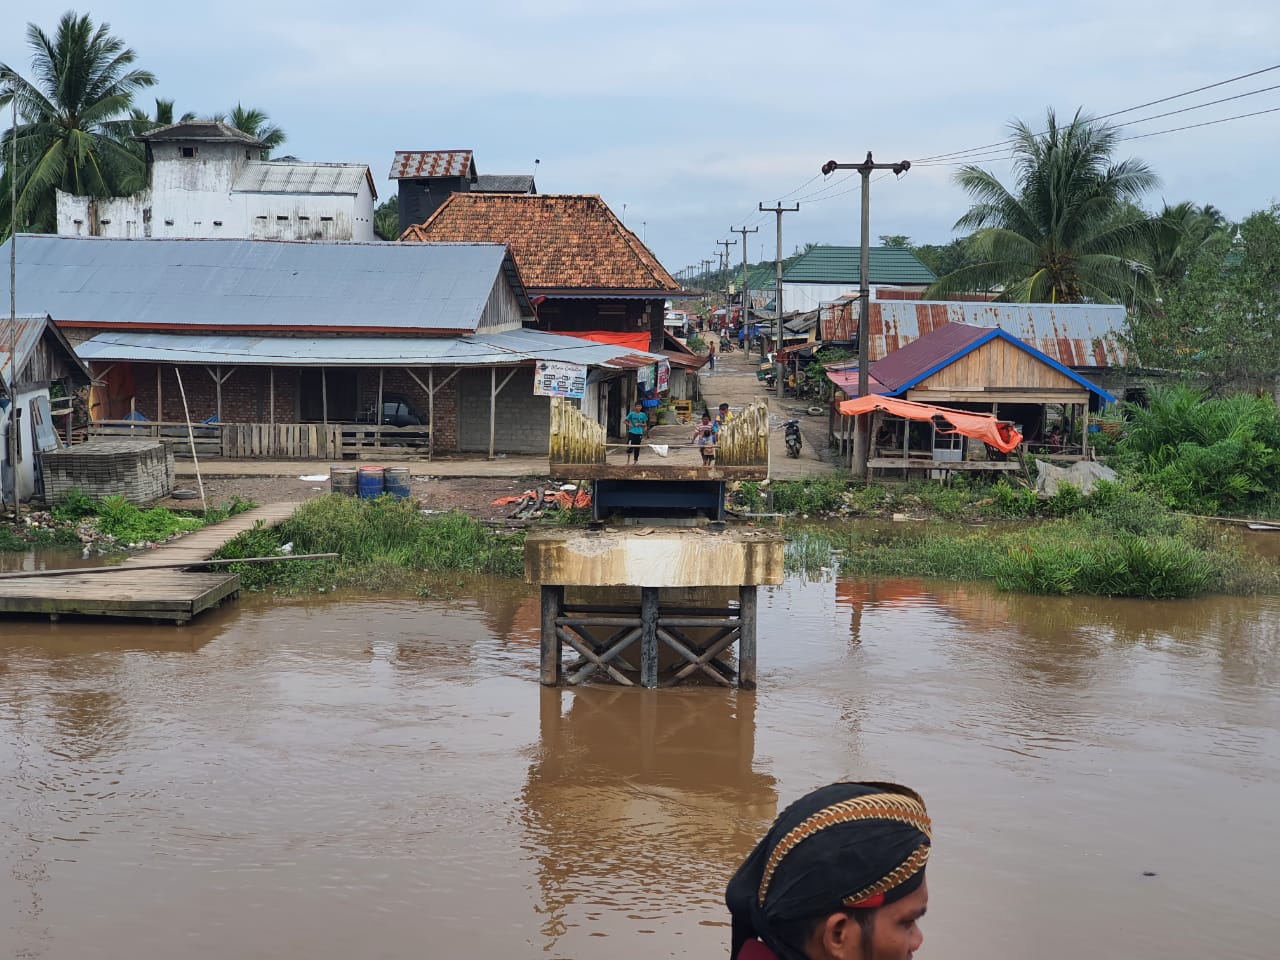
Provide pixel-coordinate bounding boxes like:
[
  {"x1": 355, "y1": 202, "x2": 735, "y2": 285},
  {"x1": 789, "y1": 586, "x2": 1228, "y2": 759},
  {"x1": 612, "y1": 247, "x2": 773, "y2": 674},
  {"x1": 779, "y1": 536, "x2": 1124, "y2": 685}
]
[{"x1": 88, "y1": 421, "x2": 430, "y2": 460}]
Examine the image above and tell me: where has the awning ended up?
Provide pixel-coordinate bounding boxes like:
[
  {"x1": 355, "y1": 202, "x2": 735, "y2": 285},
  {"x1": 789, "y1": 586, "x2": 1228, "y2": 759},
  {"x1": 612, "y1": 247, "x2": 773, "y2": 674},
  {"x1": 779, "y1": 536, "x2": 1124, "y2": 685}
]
[
  {"x1": 74, "y1": 327, "x2": 666, "y2": 371},
  {"x1": 836, "y1": 395, "x2": 1023, "y2": 454}
]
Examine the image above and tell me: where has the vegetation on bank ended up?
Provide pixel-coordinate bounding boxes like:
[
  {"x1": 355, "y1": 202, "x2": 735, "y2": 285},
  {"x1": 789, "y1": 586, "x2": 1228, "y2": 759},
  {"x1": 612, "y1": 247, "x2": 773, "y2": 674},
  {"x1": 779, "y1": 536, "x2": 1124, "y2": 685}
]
[
  {"x1": 0, "y1": 490, "x2": 256, "y2": 553},
  {"x1": 777, "y1": 474, "x2": 1279, "y2": 598},
  {"x1": 212, "y1": 495, "x2": 525, "y2": 593}
]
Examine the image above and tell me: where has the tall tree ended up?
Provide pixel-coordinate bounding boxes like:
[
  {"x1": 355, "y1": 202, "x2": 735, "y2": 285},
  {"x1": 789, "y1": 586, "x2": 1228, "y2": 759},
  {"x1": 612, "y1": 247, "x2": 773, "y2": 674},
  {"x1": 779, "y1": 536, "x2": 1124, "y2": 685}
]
[
  {"x1": 212, "y1": 104, "x2": 286, "y2": 157},
  {"x1": 0, "y1": 12, "x2": 156, "y2": 235},
  {"x1": 925, "y1": 109, "x2": 1159, "y2": 303},
  {"x1": 373, "y1": 198, "x2": 400, "y2": 241},
  {"x1": 1127, "y1": 206, "x2": 1280, "y2": 399}
]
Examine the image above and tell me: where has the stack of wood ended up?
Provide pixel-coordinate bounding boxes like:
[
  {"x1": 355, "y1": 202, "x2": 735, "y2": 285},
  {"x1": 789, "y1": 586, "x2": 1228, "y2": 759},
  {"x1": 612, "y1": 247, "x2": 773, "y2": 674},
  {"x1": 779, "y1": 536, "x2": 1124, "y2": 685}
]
[
  {"x1": 718, "y1": 401, "x2": 770, "y2": 467},
  {"x1": 549, "y1": 397, "x2": 606, "y2": 465}
]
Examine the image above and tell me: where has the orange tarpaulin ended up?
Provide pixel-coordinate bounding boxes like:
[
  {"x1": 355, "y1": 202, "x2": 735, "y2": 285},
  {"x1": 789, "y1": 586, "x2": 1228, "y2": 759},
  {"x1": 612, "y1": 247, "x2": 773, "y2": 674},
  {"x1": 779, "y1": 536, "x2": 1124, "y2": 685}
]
[
  {"x1": 836, "y1": 395, "x2": 1023, "y2": 454},
  {"x1": 565, "y1": 331, "x2": 651, "y2": 353}
]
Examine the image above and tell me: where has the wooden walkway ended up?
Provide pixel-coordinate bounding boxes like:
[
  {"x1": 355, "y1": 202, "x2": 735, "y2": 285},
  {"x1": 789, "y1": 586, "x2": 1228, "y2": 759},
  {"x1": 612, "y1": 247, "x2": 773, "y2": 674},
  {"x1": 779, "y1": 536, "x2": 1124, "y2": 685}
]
[{"x1": 0, "y1": 502, "x2": 302, "y2": 624}]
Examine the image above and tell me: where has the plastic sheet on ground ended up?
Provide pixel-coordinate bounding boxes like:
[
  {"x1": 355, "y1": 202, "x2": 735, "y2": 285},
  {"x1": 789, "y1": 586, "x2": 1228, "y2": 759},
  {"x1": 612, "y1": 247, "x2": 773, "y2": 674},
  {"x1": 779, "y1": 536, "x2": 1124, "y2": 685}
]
[{"x1": 1034, "y1": 460, "x2": 1119, "y2": 497}]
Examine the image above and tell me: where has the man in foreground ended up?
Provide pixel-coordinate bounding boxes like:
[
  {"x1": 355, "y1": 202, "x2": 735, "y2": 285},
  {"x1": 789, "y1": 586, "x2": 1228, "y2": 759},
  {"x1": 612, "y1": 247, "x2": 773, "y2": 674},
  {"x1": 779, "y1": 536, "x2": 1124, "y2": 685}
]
[{"x1": 726, "y1": 781, "x2": 931, "y2": 960}]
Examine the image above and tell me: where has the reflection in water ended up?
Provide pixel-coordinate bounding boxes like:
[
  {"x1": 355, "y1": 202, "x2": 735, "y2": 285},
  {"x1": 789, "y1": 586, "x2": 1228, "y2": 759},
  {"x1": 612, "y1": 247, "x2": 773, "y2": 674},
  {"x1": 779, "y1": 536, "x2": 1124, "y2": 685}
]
[
  {"x1": 522, "y1": 687, "x2": 775, "y2": 954},
  {"x1": 0, "y1": 574, "x2": 1277, "y2": 960}
]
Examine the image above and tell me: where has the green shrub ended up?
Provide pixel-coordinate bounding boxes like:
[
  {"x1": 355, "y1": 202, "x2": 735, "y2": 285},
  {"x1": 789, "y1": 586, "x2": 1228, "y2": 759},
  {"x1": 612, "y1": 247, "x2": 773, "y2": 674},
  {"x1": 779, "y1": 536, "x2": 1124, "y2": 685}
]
[
  {"x1": 94, "y1": 496, "x2": 203, "y2": 544},
  {"x1": 51, "y1": 488, "x2": 96, "y2": 522},
  {"x1": 770, "y1": 477, "x2": 849, "y2": 515}
]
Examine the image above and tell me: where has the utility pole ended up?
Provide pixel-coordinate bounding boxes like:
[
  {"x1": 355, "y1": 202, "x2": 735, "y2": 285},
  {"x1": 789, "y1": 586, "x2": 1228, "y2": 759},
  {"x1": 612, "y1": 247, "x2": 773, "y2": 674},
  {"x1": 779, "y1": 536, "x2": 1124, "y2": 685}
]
[
  {"x1": 731, "y1": 225, "x2": 758, "y2": 352},
  {"x1": 759, "y1": 202, "x2": 799, "y2": 398},
  {"x1": 819, "y1": 152, "x2": 911, "y2": 478},
  {"x1": 716, "y1": 239, "x2": 736, "y2": 330},
  {"x1": 7, "y1": 92, "x2": 18, "y2": 526}
]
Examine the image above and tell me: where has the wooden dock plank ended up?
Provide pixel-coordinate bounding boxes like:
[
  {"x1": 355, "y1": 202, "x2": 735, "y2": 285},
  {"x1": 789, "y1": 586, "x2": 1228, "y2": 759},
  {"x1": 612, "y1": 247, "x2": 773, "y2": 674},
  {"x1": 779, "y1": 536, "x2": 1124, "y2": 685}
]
[{"x1": 0, "y1": 502, "x2": 297, "y2": 622}]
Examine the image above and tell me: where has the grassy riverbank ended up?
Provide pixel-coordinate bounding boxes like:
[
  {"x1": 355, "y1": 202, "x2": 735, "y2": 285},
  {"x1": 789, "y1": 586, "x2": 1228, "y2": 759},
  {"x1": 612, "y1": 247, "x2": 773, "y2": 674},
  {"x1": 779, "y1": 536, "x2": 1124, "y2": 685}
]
[
  {"x1": 213, "y1": 495, "x2": 525, "y2": 593},
  {"x1": 780, "y1": 482, "x2": 1279, "y2": 598}
]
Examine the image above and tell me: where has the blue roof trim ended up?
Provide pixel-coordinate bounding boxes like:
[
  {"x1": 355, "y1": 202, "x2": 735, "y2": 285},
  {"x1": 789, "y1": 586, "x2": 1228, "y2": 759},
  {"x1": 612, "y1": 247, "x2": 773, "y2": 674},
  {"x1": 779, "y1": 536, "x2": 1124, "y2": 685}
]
[{"x1": 887, "y1": 327, "x2": 1117, "y2": 404}]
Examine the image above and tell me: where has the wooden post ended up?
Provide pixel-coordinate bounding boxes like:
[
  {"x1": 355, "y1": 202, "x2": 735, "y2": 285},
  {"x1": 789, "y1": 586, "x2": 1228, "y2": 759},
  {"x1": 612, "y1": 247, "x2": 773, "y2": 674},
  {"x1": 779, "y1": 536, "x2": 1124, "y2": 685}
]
[
  {"x1": 540, "y1": 584, "x2": 564, "y2": 686},
  {"x1": 215, "y1": 364, "x2": 223, "y2": 423},
  {"x1": 156, "y1": 365, "x2": 163, "y2": 422},
  {"x1": 427, "y1": 368, "x2": 435, "y2": 461},
  {"x1": 321, "y1": 367, "x2": 328, "y2": 427},
  {"x1": 489, "y1": 366, "x2": 497, "y2": 460},
  {"x1": 377, "y1": 367, "x2": 385, "y2": 451},
  {"x1": 1081, "y1": 402, "x2": 1089, "y2": 460},
  {"x1": 738, "y1": 585, "x2": 757, "y2": 689},
  {"x1": 640, "y1": 587, "x2": 660, "y2": 688},
  {"x1": 268, "y1": 368, "x2": 275, "y2": 426}
]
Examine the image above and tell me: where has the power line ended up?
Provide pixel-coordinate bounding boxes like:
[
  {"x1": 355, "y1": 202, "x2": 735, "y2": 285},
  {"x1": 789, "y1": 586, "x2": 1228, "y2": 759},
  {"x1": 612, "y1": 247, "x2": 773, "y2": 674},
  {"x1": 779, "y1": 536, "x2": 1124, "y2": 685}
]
[{"x1": 912, "y1": 62, "x2": 1280, "y2": 164}]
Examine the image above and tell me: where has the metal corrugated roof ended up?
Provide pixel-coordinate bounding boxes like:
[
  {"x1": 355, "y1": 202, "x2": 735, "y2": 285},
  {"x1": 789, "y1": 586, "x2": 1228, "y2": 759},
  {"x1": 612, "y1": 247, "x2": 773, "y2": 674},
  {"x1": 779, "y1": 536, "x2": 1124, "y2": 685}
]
[
  {"x1": 783, "y1": 246, "x2": 937, "y2": 285},
  {"x1": 135, "y1": 120, "x2": 262, "y2": 145},
  {"x1": 1, "y1": 313, "x2": 91, "y2": 391},
  {"x1": 233, "y1": 161, "x2": 370, "y2": 195},
  {"x1": 474, "y1": 174, "x2": 536, "y2": 194},
  {"x1": 870, "y1": 322, "x2": 992, "y2": 392},
  {"x1": 868, "y1": 300, "x2": 1127, "y2": 366},
  {"x1": 0, "y1": 315, "x2": 50, "y2": 391},
  {"x1": 74, "y1": 328, "x2": 665, "y2": 370},
  {"x1": 389, "y1": 150, "x2": 476, "y2": 180},
  {"x1": 0, "y1": 235, "x2": 532, "y2": 333}
]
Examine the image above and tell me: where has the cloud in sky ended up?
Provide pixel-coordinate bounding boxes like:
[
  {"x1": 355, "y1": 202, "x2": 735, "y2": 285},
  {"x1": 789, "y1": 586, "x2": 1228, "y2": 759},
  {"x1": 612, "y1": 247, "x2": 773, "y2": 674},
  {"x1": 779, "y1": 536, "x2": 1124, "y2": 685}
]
[{"x1": 3, "y1": 0, "x2": 1278, "y2": 273}]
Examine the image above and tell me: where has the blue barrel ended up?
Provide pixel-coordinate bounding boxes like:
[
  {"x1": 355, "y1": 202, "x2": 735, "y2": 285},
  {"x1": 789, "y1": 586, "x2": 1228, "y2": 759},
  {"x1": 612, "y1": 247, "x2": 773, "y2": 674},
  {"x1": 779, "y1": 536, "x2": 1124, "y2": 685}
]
[
  {"x1": 384, "y1": 466, "x2": 411, "y2": 500},
  {"x1": 357, "y1": 465, "x2": 385, "y2": 499}
]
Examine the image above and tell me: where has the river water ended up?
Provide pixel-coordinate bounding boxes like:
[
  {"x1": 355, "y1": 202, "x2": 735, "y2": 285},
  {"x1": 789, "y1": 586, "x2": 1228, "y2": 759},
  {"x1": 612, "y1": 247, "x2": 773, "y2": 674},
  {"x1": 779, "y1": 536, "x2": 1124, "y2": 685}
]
[{"x1": 2, "y1": 570, "x2": 1277, "y2": 960}]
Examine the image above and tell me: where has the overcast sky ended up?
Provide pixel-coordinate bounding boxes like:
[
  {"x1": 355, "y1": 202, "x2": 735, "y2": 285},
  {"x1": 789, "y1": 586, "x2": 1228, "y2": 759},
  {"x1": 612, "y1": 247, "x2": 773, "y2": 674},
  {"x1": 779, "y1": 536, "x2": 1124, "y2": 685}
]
[{"x1": 4, "y1": 1, "x2": 1279, "y2": 275}]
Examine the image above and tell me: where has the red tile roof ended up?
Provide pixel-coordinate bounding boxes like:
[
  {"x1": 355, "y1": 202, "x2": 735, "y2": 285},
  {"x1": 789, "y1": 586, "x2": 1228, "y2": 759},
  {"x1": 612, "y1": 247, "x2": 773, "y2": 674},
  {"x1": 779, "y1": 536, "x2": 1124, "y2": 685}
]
[
  {"x1": 389, "y1": 150, "x2": 476, "y2": 180},
  {"x1": 400, "y1": 193, "x2": 679, "y2": 294}
]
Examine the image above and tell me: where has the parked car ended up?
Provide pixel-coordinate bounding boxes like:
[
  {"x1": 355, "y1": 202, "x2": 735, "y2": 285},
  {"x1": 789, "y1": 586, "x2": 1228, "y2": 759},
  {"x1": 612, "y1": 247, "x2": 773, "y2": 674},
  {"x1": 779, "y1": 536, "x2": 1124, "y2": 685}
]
[{"x1": 354, "y1": 393, "x2": 430, "y2": 447}]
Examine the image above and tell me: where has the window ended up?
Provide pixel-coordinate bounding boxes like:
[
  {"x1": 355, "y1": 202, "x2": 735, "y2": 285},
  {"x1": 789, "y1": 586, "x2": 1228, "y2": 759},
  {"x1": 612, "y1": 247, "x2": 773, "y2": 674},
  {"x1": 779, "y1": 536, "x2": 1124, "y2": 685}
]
[
  {"x1": 320, "y1": 216, "x2": 334, "y2": 222},
  {"x1": 13, "y1": 407, "x2": 21, "y2": 462},
  {"x1": 298, "y1": 215, "x2": 310, "y2": 221},
  {"x1": 213, "y1": 220, "x2": 223, "y2": 226},
  {"x1": 180, "y1": 146, "x2": 196, "y2": 158},
  {"x1": 276, "y1": 215, "x2": 289, "y2": 222}
]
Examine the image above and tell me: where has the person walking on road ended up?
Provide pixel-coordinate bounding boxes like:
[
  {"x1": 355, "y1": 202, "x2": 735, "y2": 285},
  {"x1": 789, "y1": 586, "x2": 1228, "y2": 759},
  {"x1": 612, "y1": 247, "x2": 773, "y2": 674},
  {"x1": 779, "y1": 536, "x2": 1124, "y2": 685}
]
[{"x1": 625, "y1": 402, "x2": 648, "y2": 464}]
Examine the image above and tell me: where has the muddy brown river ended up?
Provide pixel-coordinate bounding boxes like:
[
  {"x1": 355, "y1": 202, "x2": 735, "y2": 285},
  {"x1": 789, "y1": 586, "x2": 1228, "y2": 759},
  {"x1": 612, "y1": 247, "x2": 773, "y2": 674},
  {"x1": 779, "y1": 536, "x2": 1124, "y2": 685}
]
[{"x1": 2, "y1": 572, "x2": 1277, "y2": 959}]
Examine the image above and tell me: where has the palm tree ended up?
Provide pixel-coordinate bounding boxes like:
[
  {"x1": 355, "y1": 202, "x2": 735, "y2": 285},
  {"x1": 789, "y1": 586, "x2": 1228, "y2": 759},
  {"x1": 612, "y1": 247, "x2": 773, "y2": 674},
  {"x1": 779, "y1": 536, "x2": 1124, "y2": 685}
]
[
  {"x1": 925, "y1": 109, "x2": 1159, "y2": 303},
  {"x1": 211, "y1": 104, "x2": 286, "y2": 158},
  {"x1": 0, "y1": 12, "x2": 156, "y2": 234},
  {"x1": 373, "y1": 198, "x2": 400, "y2": 241},
  {"x1": 1145, "y1": 201, "x2": 1228, "y2": 289}
]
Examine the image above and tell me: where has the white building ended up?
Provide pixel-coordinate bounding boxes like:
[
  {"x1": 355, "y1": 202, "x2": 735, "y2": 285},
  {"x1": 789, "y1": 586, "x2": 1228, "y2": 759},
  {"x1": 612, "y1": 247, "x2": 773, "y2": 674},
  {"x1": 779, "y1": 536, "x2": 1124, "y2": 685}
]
[{"x1": 57, "y1": 121, "x2": 377, "y2": 242}]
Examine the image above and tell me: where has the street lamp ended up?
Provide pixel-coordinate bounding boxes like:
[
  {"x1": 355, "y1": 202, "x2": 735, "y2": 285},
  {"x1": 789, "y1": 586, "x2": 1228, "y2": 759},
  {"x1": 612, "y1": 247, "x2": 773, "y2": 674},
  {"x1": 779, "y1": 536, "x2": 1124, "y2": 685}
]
[{"x1": 820, "y1": 152, "x2": 910, "y2": 478}]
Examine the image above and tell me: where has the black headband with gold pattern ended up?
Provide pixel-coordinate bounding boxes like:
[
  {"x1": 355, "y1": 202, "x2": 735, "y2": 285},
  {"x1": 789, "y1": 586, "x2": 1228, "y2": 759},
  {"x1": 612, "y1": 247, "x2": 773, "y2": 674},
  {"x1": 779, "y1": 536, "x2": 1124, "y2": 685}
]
[{"x1": 757, "y1": 790, "x2": 932, "y2": 906}]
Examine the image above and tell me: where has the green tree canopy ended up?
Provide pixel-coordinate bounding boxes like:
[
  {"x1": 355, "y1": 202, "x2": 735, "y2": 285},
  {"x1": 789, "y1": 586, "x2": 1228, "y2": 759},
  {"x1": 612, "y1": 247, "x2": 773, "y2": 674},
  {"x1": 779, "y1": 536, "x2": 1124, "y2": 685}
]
[
  {"x1": 212, "y1": 104, "x2": 286, "y2": 156},
  {"x1": 1126, "y1": 206, "x2": 1280, "y2": 398},
  {"x1": 925, "y1": 109, "x2": 1159, "y2": 304},
  {"x1": 1, "y1": 11, "x2": 155, "y2": 234}
]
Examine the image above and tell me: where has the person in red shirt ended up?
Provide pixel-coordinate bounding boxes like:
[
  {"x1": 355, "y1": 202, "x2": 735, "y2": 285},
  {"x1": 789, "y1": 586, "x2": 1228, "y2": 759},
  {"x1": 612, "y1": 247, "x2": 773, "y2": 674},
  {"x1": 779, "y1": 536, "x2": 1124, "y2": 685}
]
[{"x1": 726, "y1": 781, "x2": 931, "y2": 960}]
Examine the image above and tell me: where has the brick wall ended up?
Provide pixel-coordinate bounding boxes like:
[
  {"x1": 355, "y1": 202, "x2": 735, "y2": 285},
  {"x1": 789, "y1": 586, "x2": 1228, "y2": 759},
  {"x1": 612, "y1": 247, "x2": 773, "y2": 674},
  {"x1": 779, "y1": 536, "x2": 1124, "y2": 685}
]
[
  {"x1": 456, "y1": 368, "x2": 549, "y2": 454},
  {"x1": 354, "y1": 367, "x2": 460, "y2": 452}
]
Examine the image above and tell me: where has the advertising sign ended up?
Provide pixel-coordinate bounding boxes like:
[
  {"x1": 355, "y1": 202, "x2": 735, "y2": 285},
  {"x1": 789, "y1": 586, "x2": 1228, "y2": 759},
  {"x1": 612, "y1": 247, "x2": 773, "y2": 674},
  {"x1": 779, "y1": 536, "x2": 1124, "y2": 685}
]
[{"x1": 534, "y1": 360, "x2": 588, "y2": 399}]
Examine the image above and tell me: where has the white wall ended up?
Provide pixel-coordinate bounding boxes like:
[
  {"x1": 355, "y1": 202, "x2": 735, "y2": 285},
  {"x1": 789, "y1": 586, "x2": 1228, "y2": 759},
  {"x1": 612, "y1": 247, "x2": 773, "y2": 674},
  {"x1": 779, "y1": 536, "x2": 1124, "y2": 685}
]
[
  {"x1": 0, "y1": 387, "x2": 48, "y2": 502},
  {"x1": 56, "y1": 146, "x2": 376, "y2": 241}
]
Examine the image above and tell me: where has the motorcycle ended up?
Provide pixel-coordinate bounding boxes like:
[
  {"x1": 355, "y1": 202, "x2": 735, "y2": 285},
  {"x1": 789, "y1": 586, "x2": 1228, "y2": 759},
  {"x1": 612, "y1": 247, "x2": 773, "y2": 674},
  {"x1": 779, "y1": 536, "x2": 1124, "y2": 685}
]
[
  {"x1": 784, "y1": 419, "x2": 803, "y2": 459},
  {"x1": 719, "y1": 335, "x2": 734, "y2": 353}
]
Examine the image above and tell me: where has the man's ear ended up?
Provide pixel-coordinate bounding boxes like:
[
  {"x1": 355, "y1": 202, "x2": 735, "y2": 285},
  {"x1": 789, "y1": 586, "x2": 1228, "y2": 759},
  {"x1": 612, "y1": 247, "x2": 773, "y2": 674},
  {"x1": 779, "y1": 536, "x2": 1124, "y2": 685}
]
[{"x1": 815, "y1": 911, "x2": 863, "y2": 960}]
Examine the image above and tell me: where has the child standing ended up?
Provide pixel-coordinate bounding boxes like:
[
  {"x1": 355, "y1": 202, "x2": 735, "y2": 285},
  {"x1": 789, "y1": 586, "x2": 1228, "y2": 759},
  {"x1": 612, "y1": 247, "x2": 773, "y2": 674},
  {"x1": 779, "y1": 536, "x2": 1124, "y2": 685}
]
[
  {"x1": 693, "y1": 413, "x2": 717, "y2": 466},
  {"x1": 625, "y1": 402, "x2": 648, "y2": 464}
]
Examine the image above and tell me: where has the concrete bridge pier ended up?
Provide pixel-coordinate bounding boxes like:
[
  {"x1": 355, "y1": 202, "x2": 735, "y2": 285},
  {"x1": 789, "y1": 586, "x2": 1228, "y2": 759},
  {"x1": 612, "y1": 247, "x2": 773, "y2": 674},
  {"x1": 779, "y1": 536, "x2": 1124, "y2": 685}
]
[{"x1": 526, "y1": 527, "x2": 782, "y2": 689}]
